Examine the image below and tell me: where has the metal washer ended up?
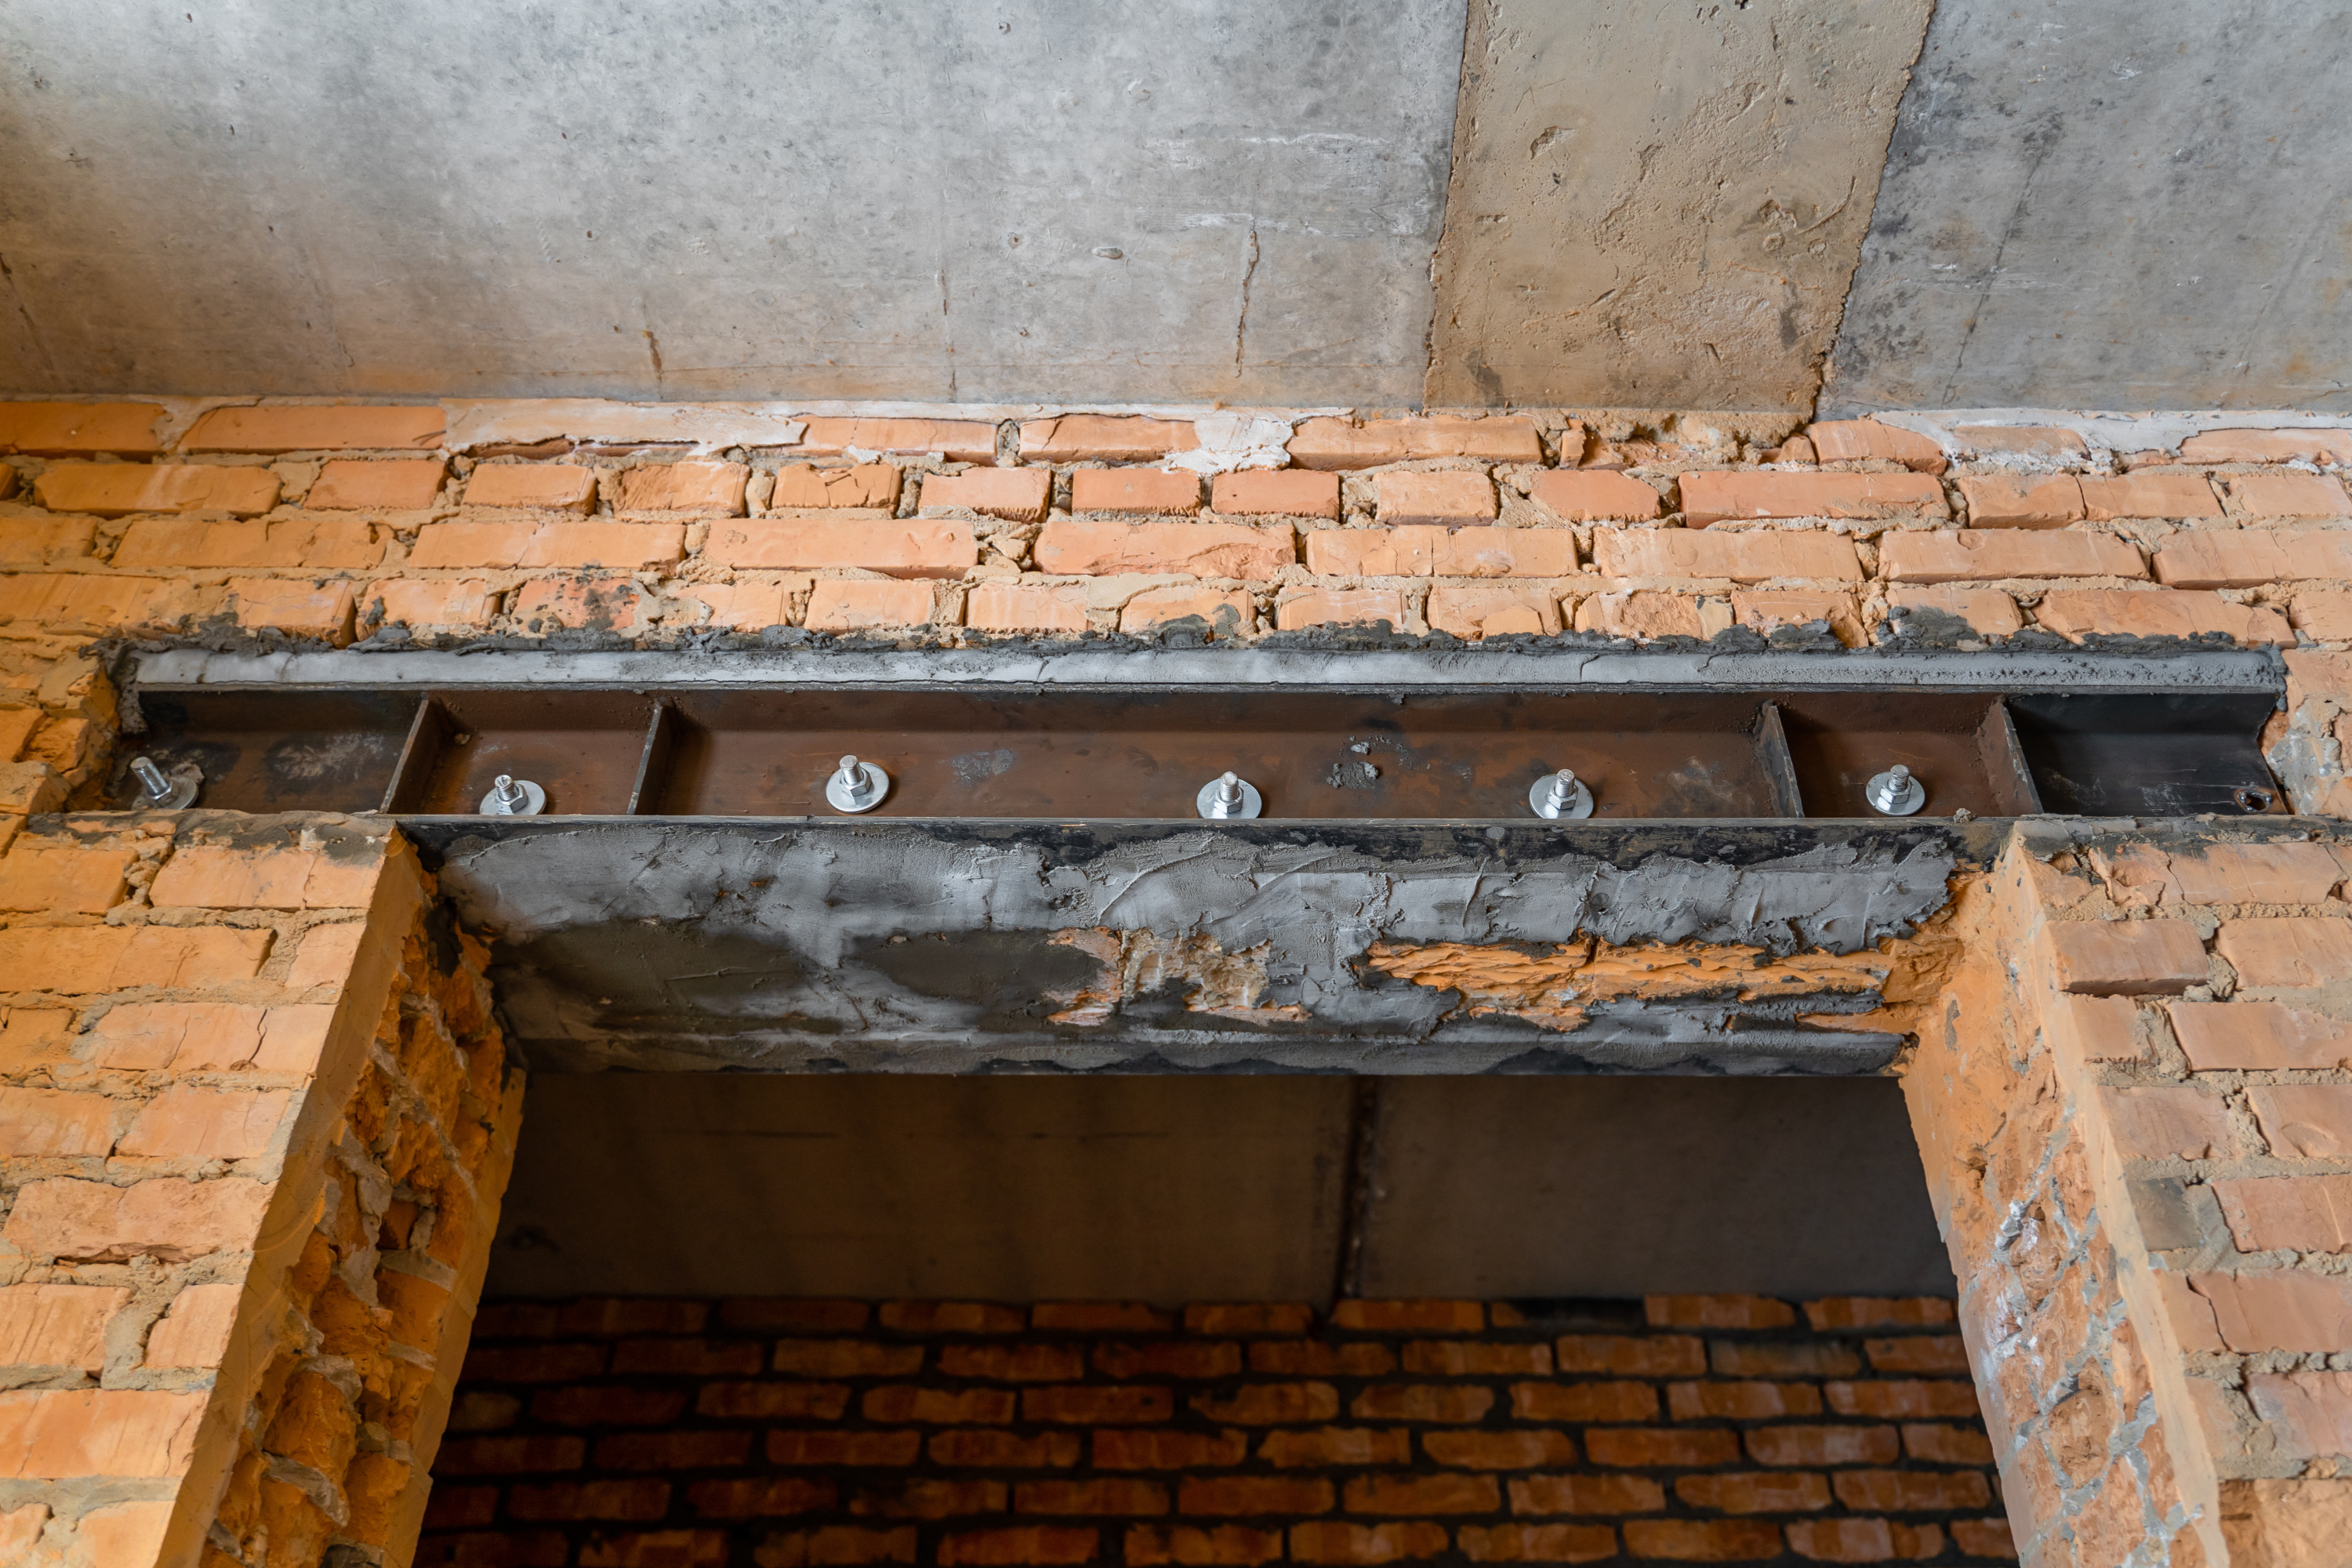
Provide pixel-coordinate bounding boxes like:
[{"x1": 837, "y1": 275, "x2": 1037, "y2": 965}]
[
  {"x1": 1864, "y1": 767, "x2": 1926, "y2": 816},
  {"x1": 826, "y1": 760, "x2": 891, "y2": 814},
  {"x1": 1196, "y1": 775, "x2": 1263, "y2": 819},
  {"x1": 481, "y1": 777, "x2": 547, "y2": 815},
  {"x1": 1527, "y1": 772, "x2": 1594, "y2": 819}
]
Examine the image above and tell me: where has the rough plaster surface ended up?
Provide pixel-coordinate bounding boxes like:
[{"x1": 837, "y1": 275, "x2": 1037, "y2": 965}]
[
  {"x1": 1824, "y1": 0, "x2": 2352, "y2": 415},
  {"x1": 415, "y1": 821, "x2": 1953, "y2": 1075},
  {"x1": 1425, "y1": 0, "x2": 1931, "y2": 412},
  {"x1": 0, "y1": 0, "x2": 1464, "y2": 404}
]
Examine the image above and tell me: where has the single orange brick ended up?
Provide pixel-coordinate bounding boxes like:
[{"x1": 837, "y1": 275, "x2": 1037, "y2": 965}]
[
  {"x1": 1018, "y1": 416, "x2": 1198, "y2": 463},
  {"x1": 1014, "y1": 1479, "x2": 1167, "y2": 1516},
  {"x1": 967, "y1": 584, "x2": 1088, "y2": 633},
  {"x1": 1621, "y1": 1520, "x2": 1782, "y2": 1562},
  {"x1": 1273, "y1": 587, "x2": 1408, "y2": 632},
  {"x1": 305, "y1": 458, "x2": 446, "y2": 510},
  {"x1": 705, "y1": 519, "x2": 975, "y2": 577},
  {"x1": 180, "y1": 404, "x2": 445, "y2": 452},
  {"x1": 1120, "y1": 586, "x2": 1251, "y2": 639},
  {"x1": 1457, "y1": 1524, "x2": 1617, "y2": 1564},
  {"x1": 797, "y1": 418, "x2": 999, "y2": 463},
  {"x1": 1645, "y1": 1294, "x2": 1797, "y2": 1329},
  {"x1": 1287, "y1": 417, "x2": 1542, "y2": 470},
  {"x1": 1069, "y1": 469, "x2": 1200, "y2": 516},
  {"x1": 2078, "y1": 472, "x2": 2223, "y2": 520},
  {"x1": 1287, "y1": 1522, "x2": 1450, "y2": 1566},
  {"x1": 1123, "y1": 1524, "x2": 1281, "y2": 1567},
  {"x1": 1021, "y1": 1386, "x2": 1174, "y2": 1424},
  {"x1": 1255, "y1": 1427, "x2": 1410, "y2": 1468},
  {"x1": 769, "y1": 463, "x2": 902, "y2": 510},
  {"x1": 1375, "y1": 471, "x2": 1496, "y2": 524},
  {"x1": 938, "y1": 1527, "x2": 1098, "y2": 1566},
  {"x1": 1744, "y1": 1425, "x2": 1900, "y2": 1467},
  {"x1": 35, "y1": 463, "x2": 280, "y2": 517},
  {"x1": 1342, "y1": 1473, "x2": 1497, "y2": 1515},
  {"x1": 613, "y1": 463, "x2": 746, "y2": 516},
  {"x1": 1674, "y1": 1472, "x2": 1832, "y2": 1515},
  {"x1": 230, "y1": 579, "x2": 355, "y2": 645},
  {"x1": 804, "y1": 580, "x2": 935, "y2": 632},
  {"x1": 463, "y1": 464, "x2": 598, "y2": 512},
  {"x1": 1348, "y1": 1385, "x2": 1493, "y2": 1423},
  {"x1": 1178, "y1": 1476, "x2": 1334, "y2": 1516},
  {"x1": 920, "y1": 469, "x2": 1052, "y2": 524},
  {"x1": 1587, "y1": 1428, "x2": 1742, "y2": 1468},
  {"x1": 1957, "y1": 474, "x2": 2085, "y2": 528},
  {"x1": 0, "y1": 842, "x2": 136, "y2": 914},
  {"x1": 363, "y1": 578, "x2": 497, "y2": 629},
  {"x1": 1184, "y1": 1304, "x2": 1314, "y2": 1335},
  {"x1": 2180, "y1": 428, "x2": 2352, "y2": 464},
  {"x1": 1210, "y1": 470, "x2": 1339, "y2": 520},
  {"x1": 0, "y1": 402, "x2": 166, "y2": 456},
  {"x1": 2033, "y1": 589, "x2": 2290, "y2": 646},
  {"x1": 1679, "y1": 471, "x2": 1945, "y2": 525},
  {"x1": 1877, "y1": 530, "x2": 2143, "y2": 583},
  {"x1": 510, "y1": 577, "x2": 648, "y2": 633},
  {"x1": 1507, "y1": 1475, "x2": 1666, "y2": 1515},
  {"x1": 1530, "y1": 470, "x2": 1662, "y2": 521},
  {"x1": 1330, "y1": 1300, "x2": 1484, "y2": 1332},
  {"x1": 1806, "y1": 419, "x2": 1946, "y2": 470}
]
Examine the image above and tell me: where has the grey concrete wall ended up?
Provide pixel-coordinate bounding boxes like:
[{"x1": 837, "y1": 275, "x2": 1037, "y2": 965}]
[
  {"x1": 485, "y1": 1074, "x2": 1954, "y2": 1301},
  {"x1": 3, "y1": 0, "x2": 2346, "y2": 412},
  {"x1": 0, "y1": 0, "x2": 1465, "y2": 404},
  {"x1": 1823, "y1": 0, "x2": 2352, "y2": 415},
  {"x1": 1425, "y1": 0, "x2": 1929, "y2": 412}
]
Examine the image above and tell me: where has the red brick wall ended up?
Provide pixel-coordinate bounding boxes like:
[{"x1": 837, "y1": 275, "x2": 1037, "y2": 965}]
[{"x1": 421, "y1": 1294, "x2": 2012, "y2": 1568}]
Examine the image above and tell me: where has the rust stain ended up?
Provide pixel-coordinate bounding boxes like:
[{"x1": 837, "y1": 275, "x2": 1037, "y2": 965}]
[{"x1": 1363, "y1": 937, "x2": 1892, "y2": 1033}]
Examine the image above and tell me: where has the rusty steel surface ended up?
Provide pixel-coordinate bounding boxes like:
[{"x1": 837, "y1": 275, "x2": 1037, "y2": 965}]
[{"x1": 121, "y1": 684, "x2": 2283, "y2": 822}]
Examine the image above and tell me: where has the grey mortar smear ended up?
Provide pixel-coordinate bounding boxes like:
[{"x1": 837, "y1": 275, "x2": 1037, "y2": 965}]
[{"x1": 431, "y1": 823, "x2": 1956, "y2": 1077}]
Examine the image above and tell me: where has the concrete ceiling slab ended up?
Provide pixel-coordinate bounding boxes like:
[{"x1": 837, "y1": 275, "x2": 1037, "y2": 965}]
[
  {"x1": 484, "y1": 1074, "x2": 1950, "y2": 1302},
  {"x1": 0, "y1": 0, "x2": 1464, "y2": 404},
  {"x1": 1425, "y1": 0, "x2": 1930, "y2": 412},
  {"x1": 1358, "y1": 1076, "x2": 1955, "y2": 1298},
  {"x1": 1824, "y1": 0, "x2": 2352, "y2": 414},
  {"x1": 487, "y1": 1074, "x2": 1354, "y2": 1302}
]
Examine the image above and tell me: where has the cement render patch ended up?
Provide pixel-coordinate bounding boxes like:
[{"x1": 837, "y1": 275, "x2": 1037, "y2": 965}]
[{"x1": 416, "y1": 818, "x2": 1959, "y2": 1075}]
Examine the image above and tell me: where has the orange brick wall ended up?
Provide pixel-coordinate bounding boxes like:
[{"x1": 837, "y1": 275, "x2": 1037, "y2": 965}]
[
  {"x1": 0, "y1": 818, "x2": 523, "y2": 1565},
  {"x1": 422, "y1": 1294, "x2": 2008, "y2": 1568},
  {"x1": 9, "y1": 395, "x2": 2352, "y2": 1568},
  {"x1": 0, "y1": 403, "x2": 2343, "y2": 707},
  {"x1": 1899, "y1": 834, "x2": 2352, "y2": 1566}
]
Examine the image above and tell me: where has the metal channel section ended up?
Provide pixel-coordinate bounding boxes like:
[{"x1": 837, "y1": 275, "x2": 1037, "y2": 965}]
[
  {"x1": 123, "y1": 648, "x2": 2288, "y2": 1076},
  {"x1": 125, "y1": 648, "x2": 2285, "y2": 823}
]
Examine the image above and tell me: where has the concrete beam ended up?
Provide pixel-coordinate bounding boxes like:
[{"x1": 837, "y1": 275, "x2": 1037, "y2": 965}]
[
  {"x1": 1824, "y1": 0, "x2": 2352, "y2": 413},
  {"x1": 1425, "y1": 0, "x2": 1931, "y2": 411}
]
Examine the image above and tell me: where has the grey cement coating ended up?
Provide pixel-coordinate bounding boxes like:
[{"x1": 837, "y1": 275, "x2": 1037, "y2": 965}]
[
  {"x1": 416, "y1": 819, "x2": 1951, "y2": 1076},
  {"x1": 482, "y1": 1073, "x2": 1955, "y2": 1301},
  {"x1": 132, "y1": 645, "x2": 2287, "y2": 696},
  {"x1": 0, "y1": 0, "x2": 1465, "y2": 405},
  {"x1": 1823, "y1": 0, "x2": 2352, "y2": 416},
  {"x1": 1426, "y1": 0, "x2": 1929, "y2": 412}
]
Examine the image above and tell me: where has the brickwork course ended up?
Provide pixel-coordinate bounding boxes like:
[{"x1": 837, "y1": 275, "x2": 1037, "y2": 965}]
[
  {"x1": 422, "y1": 1293, "x2": 2007, "y2": 1568},
  {"x1": 3, "y1": 397, "x2": 2352, "y2": 1566}
]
